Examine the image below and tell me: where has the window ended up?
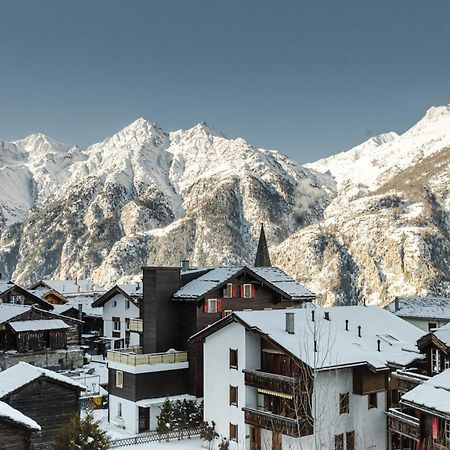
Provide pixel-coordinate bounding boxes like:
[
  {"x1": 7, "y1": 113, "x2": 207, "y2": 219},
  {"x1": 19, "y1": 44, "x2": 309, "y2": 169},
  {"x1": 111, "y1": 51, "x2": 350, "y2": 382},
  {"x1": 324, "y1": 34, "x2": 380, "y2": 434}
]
[
  {"x1": 339, "y1": 393, "x2": 349, "y2": 414},
  {"x1": 445, "y1": 421, "x2": 450, "y2": 441},
  {"x1": 445, "y1": 358, "x2": 450, "y2": 370},
  {"x1": 428, "y1": 322, "x2": 437, "y2": 331},
  {"x1": 125, "y1": 300, "x2": 130, "y2": 309},
  {"x1": 205, "y1": 299, "x2": 218, "y2": 313},
  {"x1": 117, "y1": 402, "x2": 122, "y2": 417},
  {"x1": 113, "y1": 300, "x2": 117, "y2": 308},
  {"x1": 229, "y1": 386, "x2": 238, "y2": 406},
  {"x1": 230, "y1": 349, "x2": 238, "y2": 369},
  {"x1": 242, "y1": 284, "x2": 252, "y2": 298},
  {"x1": 346, "y1": 432, "x2": 355, "y2": 450},
  {"x1": 223, "y1": 283, "x2": 234, "y2": 298},
  {"x1": 432, "y1": 348, "x2": 441, "y2": 373},
  {"x1": 10, "y1": 295, "x2": 24, "y2": 304},
  {"x1": 335, "y1": 433, "x2": 344, "y2": 450},
  {"x1": 229, "y1": 423, "x2": 238, "y2": 441},
  {"x1": 125, "y1": 318, "x2": 130, "y2": 330},
  {"x1": 222, "y1": 309, "x2": 232, "y2": 318},
  {"x1": 113, "y1": 317, "x2": 121, "y2": 331},
  {"x1": 116, "y1": 370, "x2": 123, "y2": 388},
  {"x1": 368, "y1": 392, "x2": 377, "y2": 409}
]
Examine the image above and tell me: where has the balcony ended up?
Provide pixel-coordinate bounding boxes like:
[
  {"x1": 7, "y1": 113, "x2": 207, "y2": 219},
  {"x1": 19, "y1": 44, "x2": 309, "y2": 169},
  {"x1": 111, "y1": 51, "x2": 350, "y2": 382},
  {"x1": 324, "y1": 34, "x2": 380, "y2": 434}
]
[
  {"x1": 129, "y1": 318, "x2": 143, "y2": 333},
  {"x1": 244, "y1": 369, "x2": 296, "y2": 394},
  {"x1": 106, "y1": 347, "x2": 188, "y2": 366},
  {"x1": 394, "y1": 370, "x2": 429, "y2": 395},
  {"x1": 243, "y1": 407, "x2": 310, "y2": 438},
  {"x1": 386, "y1": 408, "x2": 420, "y2": 441}
]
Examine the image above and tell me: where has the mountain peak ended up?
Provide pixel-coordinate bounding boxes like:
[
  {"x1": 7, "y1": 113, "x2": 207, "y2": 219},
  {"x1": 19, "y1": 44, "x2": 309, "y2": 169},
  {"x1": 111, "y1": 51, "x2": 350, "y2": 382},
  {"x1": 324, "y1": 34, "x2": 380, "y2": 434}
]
[
  {"x1": 188, "y1": 121, "x2": 225, "y2": 138},
  {"x1": 17, "y1": 133, "x2": 71, "y2": 154}
]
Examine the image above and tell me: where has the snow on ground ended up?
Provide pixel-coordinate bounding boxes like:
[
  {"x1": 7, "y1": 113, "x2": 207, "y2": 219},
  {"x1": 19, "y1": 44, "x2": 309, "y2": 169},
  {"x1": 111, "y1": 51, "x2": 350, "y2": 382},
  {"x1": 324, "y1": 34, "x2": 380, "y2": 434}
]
[{"x1": 113, "y1": 438, "x2": 204, "y2": 450}]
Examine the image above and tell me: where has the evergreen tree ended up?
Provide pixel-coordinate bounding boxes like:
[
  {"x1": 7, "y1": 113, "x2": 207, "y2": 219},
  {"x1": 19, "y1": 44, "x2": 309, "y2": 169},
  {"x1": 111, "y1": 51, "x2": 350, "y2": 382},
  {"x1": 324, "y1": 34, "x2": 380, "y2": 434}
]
[
  {"x1": 200, "y1": 421, "x2": 219, "y2": 450},
  {"x1": 156, "y1": 398, "x2": 173, "y2": 436},
  {"x1": 51, "y1": 411, "x2": 109, "y2": 450}
]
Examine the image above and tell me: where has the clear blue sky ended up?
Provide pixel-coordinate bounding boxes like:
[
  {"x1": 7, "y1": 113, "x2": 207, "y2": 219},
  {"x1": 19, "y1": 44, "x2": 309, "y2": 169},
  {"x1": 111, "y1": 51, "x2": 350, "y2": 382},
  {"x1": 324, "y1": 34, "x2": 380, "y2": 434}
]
[{"x1": 1, "y1": 1, "x2": 450, "y2": 163}]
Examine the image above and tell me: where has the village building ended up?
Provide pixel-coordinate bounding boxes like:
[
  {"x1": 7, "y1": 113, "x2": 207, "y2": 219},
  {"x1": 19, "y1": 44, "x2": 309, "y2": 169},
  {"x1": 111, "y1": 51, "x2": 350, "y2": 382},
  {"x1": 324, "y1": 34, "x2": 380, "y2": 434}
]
[
  {"x1": 0, "y1": 303, "x2": 84, "y2": 370},
  {"x1": 385, "y1": 296, "x2": 450, "y2": 332},
  {"x1": 0, "y1": 281, "x2": 52, "y2": 310},
  {"x1": 0, "y1": 401, "x2": 41, "y2": 450},
  {"x1": 0, "y1": 362, "x2": 84, "y2": 450},
  {"x1": 92, "y1": 283, "x2": 142, "y2": 350},
  {"x1": 191, "y1": 306, "x2": 424, "y2": 450},
  {"x1": 105, "y1": 226, "x2": 316, "y2": 435}
]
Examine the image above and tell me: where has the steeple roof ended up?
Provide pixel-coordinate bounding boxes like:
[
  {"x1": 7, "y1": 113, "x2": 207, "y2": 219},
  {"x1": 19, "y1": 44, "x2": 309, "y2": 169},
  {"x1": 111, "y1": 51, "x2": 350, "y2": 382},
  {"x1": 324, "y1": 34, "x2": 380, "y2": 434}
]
[{"x1": 254, "y1": 223, "x2": 271, "y2": 267}]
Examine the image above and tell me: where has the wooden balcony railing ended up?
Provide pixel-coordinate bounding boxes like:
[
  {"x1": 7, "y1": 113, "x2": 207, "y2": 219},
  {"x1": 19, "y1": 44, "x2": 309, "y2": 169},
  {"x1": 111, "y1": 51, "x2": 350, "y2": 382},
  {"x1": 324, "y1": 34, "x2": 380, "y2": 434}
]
[
  {"x1": 107, "y1": 348, "x2": 188, "y2": 366},
  {"x1": 243, "y1": 407, "x2": 311, "y2": 438},
  {"x1": 386, "y1": 408, "x2": 420, "y2": 441},
  {"x1": 244, "y1": 369, "x2": 295, "y2": 394}
]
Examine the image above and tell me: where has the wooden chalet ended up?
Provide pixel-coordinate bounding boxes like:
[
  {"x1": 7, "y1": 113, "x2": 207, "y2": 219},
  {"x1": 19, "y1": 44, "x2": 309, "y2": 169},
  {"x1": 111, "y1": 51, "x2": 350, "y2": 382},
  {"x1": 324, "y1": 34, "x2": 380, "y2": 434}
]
[
  {"x1": 0, "y1": 401, "x2": 40, "y2": 450},
  {"x1": 416, "y1": 323, "x2": 450, "y2": 376},
  {"x1": 0, "y1": 281, "x2": 52, "y2": 310},
  {"x1": 0, "y1": 362, "x2": 84, "y2": 450}
]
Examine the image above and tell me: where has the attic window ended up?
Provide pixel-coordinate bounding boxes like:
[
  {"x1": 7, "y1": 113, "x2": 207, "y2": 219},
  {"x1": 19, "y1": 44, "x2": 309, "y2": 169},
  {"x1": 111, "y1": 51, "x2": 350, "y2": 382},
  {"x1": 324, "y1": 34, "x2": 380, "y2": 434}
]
[
  {"x1": 223, "y1": 283, "x2": 234, "y2": 298},
  {"x1": 113, "y1": 300, "x2": 117, "y2": 308},
  {"x1": 125, "y1": 300, "x2": 130, "y2": 309},
  {"x1": 242, "y1": 284, "x2": 253, "y2": 298},
  {"x1": 11, "y1": 295, "x2": 24, "y2": 305}
]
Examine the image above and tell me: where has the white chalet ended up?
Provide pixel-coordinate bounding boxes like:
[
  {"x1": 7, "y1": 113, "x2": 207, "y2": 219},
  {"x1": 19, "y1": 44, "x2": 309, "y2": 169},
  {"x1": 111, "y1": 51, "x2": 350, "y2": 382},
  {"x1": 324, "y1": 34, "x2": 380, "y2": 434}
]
[
  {"x1": 92, "y1": 284, "x2": 142, "y2": 349},
  {"x1": 192, "y1": 306, "x2": 425, "y2": 450}
]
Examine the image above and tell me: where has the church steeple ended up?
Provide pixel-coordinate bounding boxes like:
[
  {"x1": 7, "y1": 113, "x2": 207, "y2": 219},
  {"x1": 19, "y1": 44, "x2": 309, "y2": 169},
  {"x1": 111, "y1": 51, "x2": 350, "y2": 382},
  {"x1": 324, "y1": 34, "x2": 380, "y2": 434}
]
[{"x1": 254, "y1": 223, "x2": 272, "y2": 267}]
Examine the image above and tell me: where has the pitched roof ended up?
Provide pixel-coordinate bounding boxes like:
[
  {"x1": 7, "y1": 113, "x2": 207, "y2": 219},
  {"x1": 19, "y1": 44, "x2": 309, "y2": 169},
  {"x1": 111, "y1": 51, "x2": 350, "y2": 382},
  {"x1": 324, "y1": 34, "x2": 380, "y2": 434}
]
[
  {"x1": 52, "y1": 296, "x2": 103, "y2": 318},
  {"x1": 0, "y1": 281, "x2": 14, "y2": 295},
  {"x1": 385, "y1": 296, "x2": 450, "y2": 320},
  {"x1": 0, "y1": 304, "x2": 32, "y2": 324},
  {"x1": 9, "y1": 319, "x2": 70, "y2": 333},
  {"x1": 92, "y1": 283, "x2": 142, "y2": 307},
  {"x1": 0, "y1": 362, "x2": 85, "y2": 398},
  {"x1": 173, "y1": 266, "x2": 314, "y2": 301},
  {"x1": 402, "y1": 369, "x2": 450, "y2": 417},
  {"x1": 433, "y1": 322, "x2": 450, "y2": 347},
  {"x1": 0, "y1": 401, "x2": 40, "y2": 431},
  {"x1": 193, "y1": 306, "x2": 425, "y2": 371},
  {"x1": 29, "y1": 279, "x2": 106, "y2": 297}
]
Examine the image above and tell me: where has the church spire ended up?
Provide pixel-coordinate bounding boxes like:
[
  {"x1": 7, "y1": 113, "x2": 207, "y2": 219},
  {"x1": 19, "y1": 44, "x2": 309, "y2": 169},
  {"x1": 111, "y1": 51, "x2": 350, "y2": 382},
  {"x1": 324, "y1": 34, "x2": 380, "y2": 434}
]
[{"x1": 254, "y1": 223, "x2": 272, "y2": 267}]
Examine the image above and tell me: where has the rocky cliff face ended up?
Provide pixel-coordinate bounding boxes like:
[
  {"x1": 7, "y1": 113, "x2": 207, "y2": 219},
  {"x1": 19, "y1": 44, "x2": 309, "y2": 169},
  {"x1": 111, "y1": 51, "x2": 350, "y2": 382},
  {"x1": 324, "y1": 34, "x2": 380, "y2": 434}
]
[{"x1": 0, "y1": 119, "x2": 333, "y2": 286}]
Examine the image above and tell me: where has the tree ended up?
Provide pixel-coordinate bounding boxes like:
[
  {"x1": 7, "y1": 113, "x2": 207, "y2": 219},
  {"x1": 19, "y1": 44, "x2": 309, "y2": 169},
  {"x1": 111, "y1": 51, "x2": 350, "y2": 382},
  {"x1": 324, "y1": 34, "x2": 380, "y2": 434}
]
[
  {"x1": 51, "y1": 411, "x2": 109, "y2": 450},
  {"x1": 200, "y1": 420, "x2": 219, "y2": 450},
  {"x1": 157, "y1": 398, "x2": 173, "y2": 437}
]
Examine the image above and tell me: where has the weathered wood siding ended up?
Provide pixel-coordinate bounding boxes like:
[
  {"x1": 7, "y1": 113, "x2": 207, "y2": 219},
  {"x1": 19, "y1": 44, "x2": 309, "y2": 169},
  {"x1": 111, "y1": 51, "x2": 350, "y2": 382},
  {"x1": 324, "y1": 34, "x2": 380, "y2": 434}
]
[
  {"x1": 0, "y1": 421, "x2": 34, "y2": 450},
  {"x1": 5, "y1": 378, "x2": 80, "y2": 450}
]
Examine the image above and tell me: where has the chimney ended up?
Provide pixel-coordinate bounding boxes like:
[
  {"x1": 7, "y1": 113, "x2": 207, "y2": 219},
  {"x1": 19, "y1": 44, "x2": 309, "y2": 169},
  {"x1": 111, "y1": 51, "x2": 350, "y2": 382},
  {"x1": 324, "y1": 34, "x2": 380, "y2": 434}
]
[
  {"x1": 324, "y1": 311, "x2": 330, "y2": 321},
  {"x1": 358, "y1": 326, "x2": 361, "y2": 338},
  {"x1": 311, "y1": 310, "x2": 315, "y2": 322},
  {"x1": 285, "y1": 312, "x2": 295, "y2": 334},
  {"x1": 377, "y1": 339, "x2": 381, "y2": 352},
  {"x1": 394, "y1": 297, "x2": 400, "y2": 312},
  {"x1": 181, "y1": 260, "x2": 190, "y2": 271},
  {"x1": 345, "y1": 319, "x2": 349, "y2": 331}
]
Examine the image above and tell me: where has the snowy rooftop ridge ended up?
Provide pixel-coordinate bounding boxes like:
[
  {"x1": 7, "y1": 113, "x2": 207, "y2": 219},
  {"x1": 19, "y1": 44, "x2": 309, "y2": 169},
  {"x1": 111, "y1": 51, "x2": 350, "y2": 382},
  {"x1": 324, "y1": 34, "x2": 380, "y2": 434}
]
[
  {"x1": 0, "y1": 304, "x2": 32, "y2": 324},
  {"x1": 31, "y1": 279, "x2": 106, "y2": 296},
  {"x1": 0, "y1": 362, "x2": 85, "y2": 398},
  {"x1": 9, "y1": 319, "x2": 69, "y2": 333},
  {"x1": 173, "y1": 266, "x2": 314, "y2": 300},
  {"x1": 385, "y1": 296, "x2": 450, "y2": 320},
  {"x1": 0, "y1": 401, "x2": 40, "y2": 430},
  {"x1": 232, "y1": 306, "x2": 424, "y2": 371},
  {"x1": 402, "y1": 368, "x2": 450, "y2": 416}
]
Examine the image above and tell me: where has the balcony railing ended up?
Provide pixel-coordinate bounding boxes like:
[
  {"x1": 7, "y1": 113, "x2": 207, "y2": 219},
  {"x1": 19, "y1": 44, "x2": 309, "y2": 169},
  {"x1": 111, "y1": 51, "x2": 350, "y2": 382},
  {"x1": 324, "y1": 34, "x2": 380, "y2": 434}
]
[
  {"x1": 394, "y1": 370, "x2": 429, "y2": 395},
  {"x1": 386, "y1": 408, "x2": 420, "y2": 441},
  {"x1": 129, "y1": 318, "x2": 143, "y2": 333},
  {"x1": 107, "y1": 348, "x2": 188, "y2": 366},
  {"x1": 244, "y1": 369, "x2": 295, "y2": 394},
  {"x1": 243, "y1": 407, "x2": 311, "y2": 438}
]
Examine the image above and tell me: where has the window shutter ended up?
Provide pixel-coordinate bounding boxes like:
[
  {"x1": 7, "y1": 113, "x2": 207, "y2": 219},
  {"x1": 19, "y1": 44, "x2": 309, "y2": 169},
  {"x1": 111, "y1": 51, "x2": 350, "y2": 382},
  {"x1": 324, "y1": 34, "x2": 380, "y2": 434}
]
[
  {"x1": 251, "y1": 285, "x2": 256, "y2": 298},
  {"x1": 232, "y1": 283, "x2": 237, "y2": 298},
  {"x1": 432, "y1": 416, "x2": 439, "y2": 439},
  {"x1": 203, "y1": 301, "x2": 209, "y2": 313},
  {"x1": 240, "y1": 285, "x2": 244, "y2": 298},
  {"x1": 217, "y1": 299, "x2": 222, "y2": 313}
]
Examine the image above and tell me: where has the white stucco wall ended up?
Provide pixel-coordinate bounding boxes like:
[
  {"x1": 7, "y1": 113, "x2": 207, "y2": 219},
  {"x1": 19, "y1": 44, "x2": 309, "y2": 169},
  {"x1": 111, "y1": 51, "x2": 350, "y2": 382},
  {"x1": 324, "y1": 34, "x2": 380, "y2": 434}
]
[
  {"x1": 103, "y1": 293, "x2": 140, "y2": 348},
  {"x1": 109, "y1": 394, "x2": 139, "y2": 434},
  {"x1": 402, "y1": 317, "x2": 449, "y2": 332}
]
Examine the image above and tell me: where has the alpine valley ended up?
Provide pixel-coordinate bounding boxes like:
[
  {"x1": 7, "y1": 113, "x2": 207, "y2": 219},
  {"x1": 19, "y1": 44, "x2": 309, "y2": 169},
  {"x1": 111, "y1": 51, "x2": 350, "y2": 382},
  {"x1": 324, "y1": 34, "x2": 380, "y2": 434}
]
[{"x1": 2, "y1": 104, "x2": 450, "y2": 306}]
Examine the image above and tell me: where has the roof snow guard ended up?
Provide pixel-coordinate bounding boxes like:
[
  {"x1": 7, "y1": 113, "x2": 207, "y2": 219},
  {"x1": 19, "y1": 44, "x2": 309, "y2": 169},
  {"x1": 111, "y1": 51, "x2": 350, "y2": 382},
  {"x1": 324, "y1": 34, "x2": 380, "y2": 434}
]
[{"x1": 173, "y1": 266, "x2": 314, "y2": 301}]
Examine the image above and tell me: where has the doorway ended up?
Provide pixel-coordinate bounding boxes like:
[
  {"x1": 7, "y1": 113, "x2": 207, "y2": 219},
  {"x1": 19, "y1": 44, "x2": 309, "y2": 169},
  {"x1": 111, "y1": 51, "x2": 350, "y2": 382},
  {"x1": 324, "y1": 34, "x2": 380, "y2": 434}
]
[{"x1": 138, "y1": 407, "x2": 150, "y2": 432}]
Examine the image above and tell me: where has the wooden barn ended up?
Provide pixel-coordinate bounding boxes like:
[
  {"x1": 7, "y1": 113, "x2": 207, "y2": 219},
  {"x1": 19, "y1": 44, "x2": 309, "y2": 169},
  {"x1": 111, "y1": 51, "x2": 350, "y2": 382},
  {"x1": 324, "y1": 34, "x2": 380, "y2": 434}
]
[
  {"x1": 0, "y1": 401, "x2": 40, "y2": 450},
  {"x1": 0, "y1": 362, "x2": 84, "y2": 450}
]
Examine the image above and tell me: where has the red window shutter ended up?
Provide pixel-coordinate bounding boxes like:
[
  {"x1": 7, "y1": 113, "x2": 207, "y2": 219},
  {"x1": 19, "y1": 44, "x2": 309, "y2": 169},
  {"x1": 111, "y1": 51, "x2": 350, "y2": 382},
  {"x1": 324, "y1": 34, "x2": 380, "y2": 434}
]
[
  {"x1": 217, "y1": 299, "x2": 222, "y2": 313},
  {"x1": 251, "y1": 285, "x2": 255, "y2": 298},
  {"x1": 232, "y1": 283, "x2": 237, "y2": 298},
  {"x1": 240, "y1": 285, "x2": 244, "y2": 298},
  {"x1": 432, "y1": 416, "x2": 438, "y2": 439},
  {"x1": 203, "y1": 301, "x2": 209, "y2": 313}
]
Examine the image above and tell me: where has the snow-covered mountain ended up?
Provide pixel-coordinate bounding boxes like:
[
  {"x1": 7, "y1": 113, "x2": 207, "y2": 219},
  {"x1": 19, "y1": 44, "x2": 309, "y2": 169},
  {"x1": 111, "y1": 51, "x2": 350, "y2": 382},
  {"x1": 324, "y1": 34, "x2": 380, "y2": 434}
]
[
  {"x1": 0, "y1": 119, "x2": 333, "y2": 285},
  {"x1": 274, "y1": 104, "x2": 450, "y2": 305}
]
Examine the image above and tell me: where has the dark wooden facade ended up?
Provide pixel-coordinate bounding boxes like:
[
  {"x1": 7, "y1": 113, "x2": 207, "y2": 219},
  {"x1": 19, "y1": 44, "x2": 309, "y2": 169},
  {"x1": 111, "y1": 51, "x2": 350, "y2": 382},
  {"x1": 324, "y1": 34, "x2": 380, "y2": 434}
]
[
  {"x1": 0, "y1": 285, "x2": 52, "y2": 310},
  {"x1": 0, "y1": 419, "x2": 36, "y2": 450},
  {"x1": 2, "y1": 377, "x2": 81, "y2": 450},
  {"x1": 352, "y1": 366, "x2": 388, "y2": 395}
]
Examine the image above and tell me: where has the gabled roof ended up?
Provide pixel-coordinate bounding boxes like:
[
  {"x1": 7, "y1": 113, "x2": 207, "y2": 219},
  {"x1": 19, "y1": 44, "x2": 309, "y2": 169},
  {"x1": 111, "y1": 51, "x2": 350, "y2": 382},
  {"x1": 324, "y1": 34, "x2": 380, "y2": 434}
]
[
  {"x1": 191, "y1": 306, "x2": 424, "y2": 371},
  {"x1": 53, "y1": 296, "x2": 103, "y2": 318},
  {"x1": 173, "y1": 266, "x2": 314, "y2": 301},
  {"x1": 402, "y1": 369, "x2": 450, "y2": 418},
  {"x1": 417, "y1": 322, "x2": 450, "y2": 351},
  {"x1": 0, "y1": 362, "x2": 85, "y2": 398},
  {"x1": 28, "y1": 279, "x2": 106, "y2": 297},
  {"x1": 0, "y1": 281, "x2": 14, "y2": 295},
  {"x1": 0, "y1": 401, "x2": 40, "y2": 431},
  {"x1": 92, "y1": 283, "x2": 142, "y2": 308},
  {"x1": 385, "y1": 296, "x2": 450, "y2": 321},
  {"x1": 0, "y1": 283, "x2": 53, "y2": 311},
  {"x1": 0, "y1": 304, "x2": 33, "y2": 323},
  {"x1": 9, "y1": 319, "x2": 69, "y2": 333}
]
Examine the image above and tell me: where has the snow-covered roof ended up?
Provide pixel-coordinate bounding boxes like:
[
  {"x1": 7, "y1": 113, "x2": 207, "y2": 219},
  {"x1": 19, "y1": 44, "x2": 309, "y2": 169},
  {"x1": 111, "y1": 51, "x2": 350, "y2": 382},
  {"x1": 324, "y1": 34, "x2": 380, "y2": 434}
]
[
  {"x1": 117, "y1": 284, "x2": 143, "y2": 298},
  {"x1": 386, "y1": 296, "x2": 450, "y2": 320},
  {"x1": 0, "y1": 362, "x2": 85, "y2": 398},
  {"x1": 31, "y1": 279, "x2": 106, "y2": 296},
  {"x1": 52, "y1": 296, "x2": 103, "y2": 318},
  {"x1": 0, "y1": 401, "x2": 40, "y2": 431},
  {"x1": 9, "y1": 319, "x2": 70, "y2": 332},
  {"x1": 224, "y1": 306, "x2": 424, "y2": 371},
  {"x1": 173, "y1": 266, "x2": 314, "y2": 300},
  {"x1": 402, "y1": 369, "x2": 450, "y2": 416},
  {"x1": 433, "y1": 322, "x2": 450, "y2": 347},
  {"x1": 0, "y1": 281, "x2": 14, "y2": 295},
  {"x1": 0, "y1": 304, "x2": 31, "y2": 323},
  {"x1": 136, "y1": 394, "x2": 196, "y2": 407}
]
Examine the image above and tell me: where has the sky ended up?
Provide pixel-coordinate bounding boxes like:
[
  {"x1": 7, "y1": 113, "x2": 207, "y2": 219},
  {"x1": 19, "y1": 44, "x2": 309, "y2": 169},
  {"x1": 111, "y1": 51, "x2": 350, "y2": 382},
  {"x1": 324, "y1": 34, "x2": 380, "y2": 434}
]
[{"x1": 1, "y1": 1, "x2": 450, "y2": 164}]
